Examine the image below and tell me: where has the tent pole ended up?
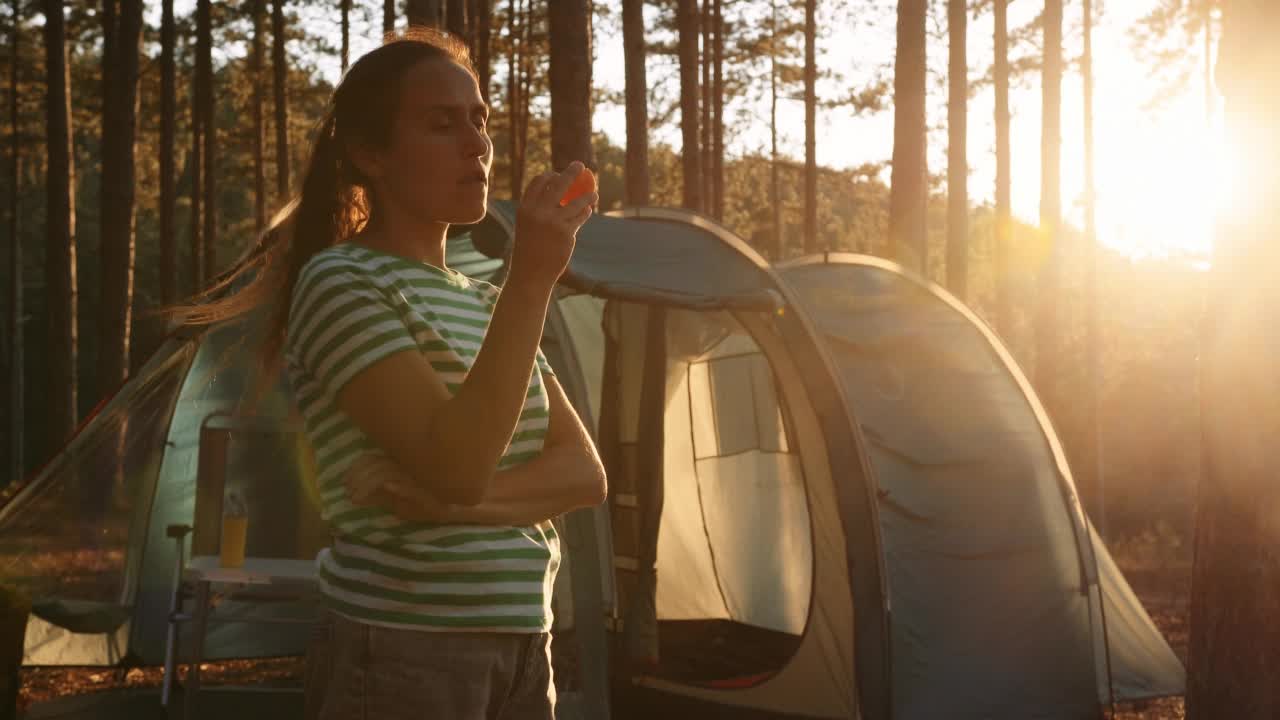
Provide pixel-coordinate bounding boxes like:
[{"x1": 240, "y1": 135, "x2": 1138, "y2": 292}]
[{"x1": 1084, "y1": 513, "x2": 1117, "y2": 714}]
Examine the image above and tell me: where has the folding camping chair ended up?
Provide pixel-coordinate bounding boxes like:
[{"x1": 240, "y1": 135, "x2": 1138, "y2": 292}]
[{"x1": 160, "y1": 413, "x2": 327, "y2": 719}]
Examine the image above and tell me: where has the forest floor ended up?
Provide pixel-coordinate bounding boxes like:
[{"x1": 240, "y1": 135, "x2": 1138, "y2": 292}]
[{"x1": 18, "y1": 562, "x2": 1194, "y2": 718}]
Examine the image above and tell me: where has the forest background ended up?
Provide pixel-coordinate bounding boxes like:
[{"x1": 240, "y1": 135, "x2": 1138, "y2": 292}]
[{"x1": 0, "y1": 0, "x2": 1217, "y2": 592}]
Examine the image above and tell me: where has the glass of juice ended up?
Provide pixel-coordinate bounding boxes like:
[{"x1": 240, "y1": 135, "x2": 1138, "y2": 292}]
[{"x1": 220, "y1": 491, "x2": 248, "y2": 569}]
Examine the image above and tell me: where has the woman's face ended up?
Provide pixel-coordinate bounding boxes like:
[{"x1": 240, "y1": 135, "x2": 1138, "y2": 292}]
[{"x1": 369, "y1": 57, "x2": 493, "y2": 226}]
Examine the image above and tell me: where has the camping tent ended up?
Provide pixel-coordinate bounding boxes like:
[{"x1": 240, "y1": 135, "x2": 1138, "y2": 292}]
[
  {"x1": 0, "y1": 201, "x2": 1183, "y2": 720},
  {"x1": 775, "y1": 253, "x2": 1186, "y2": 718}
]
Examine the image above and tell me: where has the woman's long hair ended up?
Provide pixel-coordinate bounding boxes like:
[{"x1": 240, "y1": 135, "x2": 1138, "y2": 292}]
[{"x1": 164, "y1": 28, "x2": 475, "y2": 393}]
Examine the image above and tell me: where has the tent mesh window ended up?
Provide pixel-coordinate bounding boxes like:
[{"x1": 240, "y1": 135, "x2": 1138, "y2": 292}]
[
  {"x1": 0, "y1": 342, "x2": 196, "y2": 623},
  {"x1": 689, "y1": 352, "x2": 790, "y2": 460},
  {"x1": 607, "y1": 305, "x2": 813, "y2": 688}
]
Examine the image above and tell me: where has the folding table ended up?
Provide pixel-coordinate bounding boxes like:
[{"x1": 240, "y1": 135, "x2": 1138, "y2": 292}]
[{"x1": 160, "y1": 547, "x2": 319, "y2": 720}]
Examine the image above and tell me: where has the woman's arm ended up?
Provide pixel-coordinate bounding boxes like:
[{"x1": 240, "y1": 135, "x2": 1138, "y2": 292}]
[
  {"x1": 346, "y1": 373, "x2": 607, "y2": 526},
  {"x1": 332, "y1": 167, "x2": 596, "y2": 506},
  {"x1": 451, "y1": 373, "x2": 607, "y2": 523}
]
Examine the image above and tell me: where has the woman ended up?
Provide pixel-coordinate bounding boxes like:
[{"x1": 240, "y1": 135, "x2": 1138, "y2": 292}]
[{"x1": 179, "y1": 29, "x2": 605, "y2": 719}]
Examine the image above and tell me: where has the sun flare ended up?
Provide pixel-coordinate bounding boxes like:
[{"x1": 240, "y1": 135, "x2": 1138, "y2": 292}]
[{"x1": 1090, "y1": 108, "x2": 1226, "y2": 261}]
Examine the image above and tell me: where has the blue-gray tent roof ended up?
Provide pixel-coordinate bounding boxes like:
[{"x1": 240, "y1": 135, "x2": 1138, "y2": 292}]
[{"x1": 469, "y1": 200, "x2": 782, "y2": 311}]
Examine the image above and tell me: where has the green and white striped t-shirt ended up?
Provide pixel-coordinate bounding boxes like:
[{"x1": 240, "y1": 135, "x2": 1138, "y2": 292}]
[{"x1": 284, "y1": 243, "x2": 560, "y2": 633}]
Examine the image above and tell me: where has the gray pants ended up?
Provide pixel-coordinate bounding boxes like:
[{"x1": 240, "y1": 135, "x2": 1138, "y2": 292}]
[{"x1": 304, "y1": 610, "x2": 556, "y2": 720}]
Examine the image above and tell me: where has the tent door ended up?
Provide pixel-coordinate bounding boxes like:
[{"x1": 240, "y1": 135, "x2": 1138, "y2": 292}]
[{"x1": 599, "y1": 302, "x2": 668, "y2": 675}]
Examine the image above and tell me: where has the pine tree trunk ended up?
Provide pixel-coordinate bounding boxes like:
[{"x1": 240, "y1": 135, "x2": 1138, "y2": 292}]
[
  {"x1": 548, "y1": 0, "x2": 592, "y2": 170},
  {"x1": 384, "y1": 0, "x2": 395, "y2": 35},
  {"x1": 8, "y1": 0, "x2": 22, "y2": 481},
  {"x1": 506, "y1": 0, "x2": 522, "y2": 196},
  {"x1": 699, "y1": 0, "x2": 711, "y2": 209},
  {"x1": 190, "y1": 40, "x2": 203, "y2": 288},
  {"x1": 994, "y1": 0, "x2": 1012, "y2": 340},
  {"x1": 711, "y1": 0, "x2": 723, "y2": 220},
  {"x1": 945, "y1": 0, "x2": 967, "y2": 298},
  {"x1": 1082, "y1": 0, "x2": 1102, "y2": 529},
  {"x1": 677, "y1": 0, "x2": 701, "y2": 212},
  {"x1": 509, "y1": 0, "x2": 532, "y2": 197},
  {"x1": 621, "y1": 0, "x2": 649, "y2": 206},
  {"x1": 446, "y1": 0, "x2": 467, "y2": 38},
  {"x1": 1188, "y1": 2, "x2": 1280, "y2": 714},
  {"x1": 197, "y1": 0, "x2": 216, "y2": 281},
  {"x1": 803, "y1": 0, "x2": 817, "y2": 254},
  {"x1": 341, "y1": 0, "x2": 351, "y2": 73},
  {"x1": 888, "y1": 0, "x2": 927, "y2": 271},
  {"x1": 272, "y1": 0, "x2": 290, "y2": 200},
  {"x1": 769, "y1": 0, "x2": 781, "y2": 259},
  {"x1": 407, "y1": 0, "x2": 442, "y2": 28},
  {"x1": 474, "y1": 0, "x2": 491, "y2": 100},
  {"x1": 251, "y1": 0, "x2": 266, "y2": 233},
  {"x1": 468, "y1": 0, "x2": 478, "y2": 51},
  {"x1": 518, "y1": 0, "x2": 531, "y2": 181},
  {"x1": 1035, "y1": 0, "x2": 1063, "y2": 402},
  {"x1": 99, "y1": 0, "x2": 143, "y2": 394},
  {"x1": 160, "y1": 0, "x2": 176, "y2": 303},
  {"x1": 1203, "y1": 0, "x2": 1213, "y2": 125},
  {"x1": 43, "y1": 0, "x2": 77, "y2": 447}
]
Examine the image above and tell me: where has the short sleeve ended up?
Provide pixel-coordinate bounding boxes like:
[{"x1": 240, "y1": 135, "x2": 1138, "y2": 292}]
[
  {"x1": 287, "y1": 257, "x2": 419, "y2": 396},
  {"x1": 536, "y1": 348, "x2": 555, "y2": 377}
]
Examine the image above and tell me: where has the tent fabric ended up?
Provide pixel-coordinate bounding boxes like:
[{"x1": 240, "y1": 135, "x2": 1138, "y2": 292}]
[
  {"x1": 476, "y1": 202, "x2": 783, "y2": 312},
  {"x1": 0, "y1": 337, "x2": 197, "y2": 665},
  {"x1": 779, "y1": 254, "x2": 1185, "y2": 717},
  {"x1": 30, "y1": 599, "x2": 132, "y2": 635},
  {"x1": 1089, "y1": 525, "x2": 1186, "y2": 700}
]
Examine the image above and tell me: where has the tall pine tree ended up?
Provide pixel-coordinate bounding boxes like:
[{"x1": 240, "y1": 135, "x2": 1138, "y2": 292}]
[
  {"x1": 408, "y1": 0, "x2": 443, "y2": 27},
  {"x1": 189, "y1": 2, "x2": 203, "y2": 287},
  {"x1": 946, "y1": 0, "x2": 967, "y2": 298},
  {"x1": 7, "y1": 0, "x2": 23, "y2": 481},
  {"x1": 159, "y1": 0, "x2": 177, "y2": 302},
  {"x1": 1189, "y1": 2, "x2": 1280, "y2": 715},
  {"x1": 252, "y1": 0, "x2": 267, "y2": 232},
  {"x1": 769, "y1": 0, "x2": 781, "y2": 258},
  {"x1": 548, "y1": 0, "x2": 592, "y2": 169},
  {"x1": 474, "y1": 0, "x2": 491, "y2": 99},
  {"x1": 803, "y1": 0, "x2": 817, "y2": 254},
  {"x1": 889, "y1": 0, "x2": 927, "y2": 271},
  {"x1": 99, "y1": 0, "x2": 143, "y2": 394},
  {"x1": 341, "y1": 0, "x2": 351, "y2": 72},
  {"x1": 446, "y1": 0, "x2": 467, "y2": 38},
  {"x1": 272, "y1": 0, "x2": 290, "y2": 201},
  {"x1": 622, "y1": 0, "x2": 649, "y2": 206},
  {"x1": 711, "y1": 0, "x2": 724, "y2": 220},
  {"x1": 677, "y1": 0, "x2": 702, "y2": 212},
  {"x1": 42, "y1": 0, "x2": 77, "y2": 447},
  {"x1": 1035, "y1": 0, "x2": 1064, "y2": 404},
  {"x1": 1082, "y1": 0, "x2": 1102, "y2": 527},
  {"x1": 197, "y1": 0, "x2": 216, "y2": 280},
  {"x1": 994, "y1": 0, "x2": 1012, "y2": 338}
]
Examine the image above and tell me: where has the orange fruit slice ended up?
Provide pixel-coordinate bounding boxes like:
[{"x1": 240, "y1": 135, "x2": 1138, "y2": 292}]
[{"x1": 559, "y1": 167, "x2": 597, "y2": 207}]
